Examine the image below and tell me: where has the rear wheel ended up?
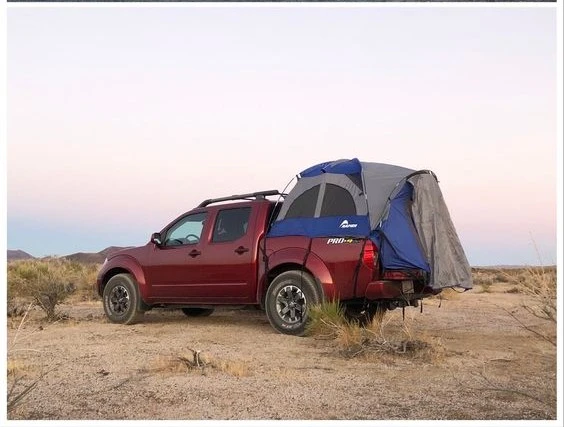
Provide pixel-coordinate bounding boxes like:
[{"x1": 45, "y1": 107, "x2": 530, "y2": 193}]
[
  {"x1": 265, "y1": 270, "x2": 321, "y2": 336},
  {"x1": 181, "y1": 307, "x2": 214, "y2": 317},
  {"x1": 103, "y1": 273, "x2": 144, "y2": 325}
]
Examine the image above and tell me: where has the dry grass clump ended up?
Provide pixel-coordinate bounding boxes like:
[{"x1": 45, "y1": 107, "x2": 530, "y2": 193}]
[
  {"x1": 210, "y1": 358, "x2": 250, "y2": 377},
  {"x1": 306, "y1": 300, "x2": 347, "y2": 339},
  {"x1": 7, "y1": 259, "x2": 100, "y2": 321},
  {"x1": 7, "y1": 305, "x2": 49, "y2": 415},
  {"x1": 490, "y1": 265, "x2": 557, "y2": 346},
  {"x1": 470, "y1": 266, "x2": 556, "y2": 298},
  {"x1": 306, "y1": 301, "x2": 443, "y2": 363},
  {"x1": 7, "y1": 359, "x2": 33, "y2": 377},
  {"x1": 471, "y1": 268, "x2": 496, "y2": 293},
  {"x1": 151, "y1": 349, "x2": 250, "y2": 378},
  {"x1": 507, "y1": 266, "x2": 556, "y2": 323}
]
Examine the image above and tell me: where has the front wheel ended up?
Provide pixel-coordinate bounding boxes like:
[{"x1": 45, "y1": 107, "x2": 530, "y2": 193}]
[
  {"x1": 103, "y1": 273, "x2": 144, "y2": 325},
  {"x1": 265, "y1": 270, "x2": 321, "y2": 336}
]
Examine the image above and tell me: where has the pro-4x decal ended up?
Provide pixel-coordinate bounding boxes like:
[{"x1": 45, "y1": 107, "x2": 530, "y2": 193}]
[{"x1": 326, "y1": 237, "x2": 361, "y2": 244}]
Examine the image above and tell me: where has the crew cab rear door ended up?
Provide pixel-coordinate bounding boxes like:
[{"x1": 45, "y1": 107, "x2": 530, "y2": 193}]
[{"x1": 193, "y1": 205, "x2": 257, "y2": 302}]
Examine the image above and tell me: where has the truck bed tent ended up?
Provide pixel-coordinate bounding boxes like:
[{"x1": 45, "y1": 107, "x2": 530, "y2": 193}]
[{"x1": 268, "y1": 158, "x2": 472, "y2": 290}]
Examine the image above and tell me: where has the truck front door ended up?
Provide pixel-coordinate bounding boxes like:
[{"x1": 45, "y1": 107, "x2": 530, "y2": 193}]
[{"x1": 146, "y1": 211, "x2": 208, "y2": 300}]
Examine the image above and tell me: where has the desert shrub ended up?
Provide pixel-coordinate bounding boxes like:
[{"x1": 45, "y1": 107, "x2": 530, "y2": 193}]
[
  {"x1": 478, "y1": 277, "x2": 493, "y2": 293},
  {"x1": 493, "y1": 272, "x2": 510, "y2": 283},
  {"x1": 306, "y1": 301, "x2": 440, "y2": 362},
  {"x1": 509, "y1": 266, "x2": 556, "y2": 323},
  {"x1": 66, "y1": 261, "x2": 100, "y2": 301},
  {"x1": 7, "y1": 259, "x2": 81, "y2": 321},
  {"x1": 472, "y1": 269, "x2": 493, "y2": 286}
]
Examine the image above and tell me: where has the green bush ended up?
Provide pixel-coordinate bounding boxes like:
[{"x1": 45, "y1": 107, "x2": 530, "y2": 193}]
[{"x1": 7, "y1": 259, "x2": 89, "y2": 321}]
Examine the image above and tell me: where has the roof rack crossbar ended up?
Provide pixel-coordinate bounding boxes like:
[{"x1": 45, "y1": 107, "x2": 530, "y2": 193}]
[{"x1": 198, "y1": 190, "x2": 285, "y2": 207}]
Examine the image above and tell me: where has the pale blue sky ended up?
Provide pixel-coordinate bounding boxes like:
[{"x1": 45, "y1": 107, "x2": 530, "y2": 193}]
[{"x1": 6, "y1": 6, "x2": 558, "y2": 266}]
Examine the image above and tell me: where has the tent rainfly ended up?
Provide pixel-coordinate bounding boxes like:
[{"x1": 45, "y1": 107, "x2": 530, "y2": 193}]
[{"x1": 268, "y1": 158, "x2": 472, "y2": 290}]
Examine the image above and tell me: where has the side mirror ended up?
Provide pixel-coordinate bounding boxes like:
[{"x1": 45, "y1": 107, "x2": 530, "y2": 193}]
[{"x1": 150, "y1": 232, "x2": 162, "y2": 246}]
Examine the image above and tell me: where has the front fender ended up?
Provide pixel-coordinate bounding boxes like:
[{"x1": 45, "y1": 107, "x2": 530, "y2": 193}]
[{"x1": 97, "y1": 255, "x2": 149, "y2": 300}]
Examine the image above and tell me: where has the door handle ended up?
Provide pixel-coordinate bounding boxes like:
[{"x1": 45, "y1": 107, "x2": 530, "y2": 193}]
[
  {"x1": 234, "y1": 246, "x2": 249, "y2": 255},
  {"x1": 188, "y1": 249, "x2": 201, "y2": 258}
]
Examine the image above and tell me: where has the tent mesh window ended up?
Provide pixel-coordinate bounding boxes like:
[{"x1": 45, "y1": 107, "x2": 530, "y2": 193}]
[
  {"x1": 320, "y1": 183, "x2": 357, "y2": 217},
  {"x1": 285, "y1": 185, "x2": 320, "y2": 218}
]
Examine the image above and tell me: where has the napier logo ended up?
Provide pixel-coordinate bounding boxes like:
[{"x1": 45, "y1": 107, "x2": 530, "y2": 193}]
[{"x1": 339, "y1": 219, "x2": 358, "y2": 229}]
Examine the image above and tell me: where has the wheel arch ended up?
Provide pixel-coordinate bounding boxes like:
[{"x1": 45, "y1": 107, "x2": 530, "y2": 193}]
[
  {"x1": 100, "y1": 267, "x2": 131, "y2": 293},
  {"x1": 98, "y1": 256, "x2": 149, "y2": 302},
  {"x1": 260, "y1": 249, "x2": 336, "y2": 307}
]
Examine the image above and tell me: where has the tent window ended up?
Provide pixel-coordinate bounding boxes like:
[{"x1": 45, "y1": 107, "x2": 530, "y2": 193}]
[
  {"x1": 320, "y1": 184, "x2": 357, "y2": 217},
  {"x1": 285, "y1": 185, "x2": 320, "y2": 218}
]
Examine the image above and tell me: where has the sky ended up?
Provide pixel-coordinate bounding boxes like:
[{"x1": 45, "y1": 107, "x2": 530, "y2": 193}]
[{"x1": 5, "y1": 5, "x2": 559, "y2": 266}]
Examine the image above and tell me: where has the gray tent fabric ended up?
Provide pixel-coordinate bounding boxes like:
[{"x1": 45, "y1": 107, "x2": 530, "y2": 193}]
[
  {"x1": 360, "y1": 162, "x2": 415, "y2": 229},
  {"x1": 408, "y1": 173, "x2": 473, "y2": 290},
  {"x1": 276, "y1": 172, "x2": 368, "y2": 220},
  {"x1": 271, "y1": 159, "x2": 472, "y2": 292}
]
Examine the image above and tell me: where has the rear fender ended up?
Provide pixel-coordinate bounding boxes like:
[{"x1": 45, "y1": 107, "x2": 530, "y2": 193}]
[
  {"x1": 99, "y1": 255, "x2": 149, "y2": 301},
  {"x1": 261, "y1": 248, "x2": 337, "y2": 301}
]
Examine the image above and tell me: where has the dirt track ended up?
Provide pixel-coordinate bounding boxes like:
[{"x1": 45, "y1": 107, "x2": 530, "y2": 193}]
[{"x1": 7, "y1": 286, "x2": 557, "y2": 420}]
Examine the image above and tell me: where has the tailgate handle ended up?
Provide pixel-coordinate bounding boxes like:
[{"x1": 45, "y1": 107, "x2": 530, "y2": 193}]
[
  {"x1": 234, "y1": 246, "x2": 249, "y2": 255},
  {"x1": 188, "y1": 249, "x2": 201, "y2": 258}
]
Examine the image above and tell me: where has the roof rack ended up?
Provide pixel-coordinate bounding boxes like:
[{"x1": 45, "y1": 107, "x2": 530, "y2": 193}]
[{"x1": 198, "y1": 190, "x2": 286, "y2": 208}]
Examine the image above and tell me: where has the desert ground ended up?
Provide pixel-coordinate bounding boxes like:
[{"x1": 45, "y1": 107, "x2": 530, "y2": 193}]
[{"x1": 6, "y1": 277, "x2": 557, "y2": 421}]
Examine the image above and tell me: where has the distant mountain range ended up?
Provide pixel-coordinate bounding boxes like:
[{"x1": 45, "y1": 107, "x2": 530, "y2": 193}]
[
  {"x1": 7, "y1": 248, "x2": 548, "y2": 269},
  {"x1": 7, "y1": 246, "x2": 132, "y2": 264},
  {"x1": 7, "y1": 249, "x2": 35, "y2": 261}
]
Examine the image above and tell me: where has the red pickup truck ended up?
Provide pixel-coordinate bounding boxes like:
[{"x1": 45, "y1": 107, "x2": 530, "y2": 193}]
[{"x1": 97, "y1": 190, "x2": 437, "y2": 336}]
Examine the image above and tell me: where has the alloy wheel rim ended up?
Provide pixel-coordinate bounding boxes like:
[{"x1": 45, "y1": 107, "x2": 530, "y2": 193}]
[
  {"x1": 276, "y1": 285, "x2": 306, "y2": 324},
  {"x1": 109, "y1": 285, "x2": 130, "y2": 315}
]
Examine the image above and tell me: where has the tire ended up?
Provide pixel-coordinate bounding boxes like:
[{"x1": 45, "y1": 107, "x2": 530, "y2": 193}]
[
  {"x1": 102, "y1": 273, "x2": 144, "y2": 325},
  {"x1": 265, "y1": 270, "x2": 321, "y2": 336},
  {"x1": 181, "y1": 308, "x2": 214, "y2": 317}
]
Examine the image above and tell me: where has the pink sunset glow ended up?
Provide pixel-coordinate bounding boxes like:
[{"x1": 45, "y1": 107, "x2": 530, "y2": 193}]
[{"x1": 6, "y1": 6, "x2": 558, "y2": 266}]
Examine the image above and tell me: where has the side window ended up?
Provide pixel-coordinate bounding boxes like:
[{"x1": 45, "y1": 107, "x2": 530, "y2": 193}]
[
  {"x1": 285, "y1": 185, "x2": 320, "y2": 219},
  {"x1": 212, "y1": 207, "x2": 251, "y2": 243},
  {"x1": 320, "y1": 184, "x2": 357, "y2": 217},
  {"x1": 164, "y1": 212, "x2": 207, "y2": 246}
]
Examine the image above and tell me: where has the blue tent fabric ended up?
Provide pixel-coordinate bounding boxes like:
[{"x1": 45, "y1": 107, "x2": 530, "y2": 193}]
[
  {"x1": 267, "y1": 158, "x2": 472, "y2": 290},
  {"x1": 269, "y1": 215, "x2": 370, "y2": 238},
  {"x1": 373, "y1": 183, "x2": 430, "y2": 272},
  {"x1": 300, "y1": 158, "x2": 362, "y2": 178}
]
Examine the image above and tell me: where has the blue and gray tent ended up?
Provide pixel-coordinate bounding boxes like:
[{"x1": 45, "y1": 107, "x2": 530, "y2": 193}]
[{"x1": 268, "y1": 158, "x2": 472, "y2": 290}]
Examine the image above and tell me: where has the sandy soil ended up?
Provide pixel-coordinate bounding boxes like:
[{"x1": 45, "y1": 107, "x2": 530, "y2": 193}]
[{"x1": 7, "y1": 285, "x2": 557, "y2": 420}]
